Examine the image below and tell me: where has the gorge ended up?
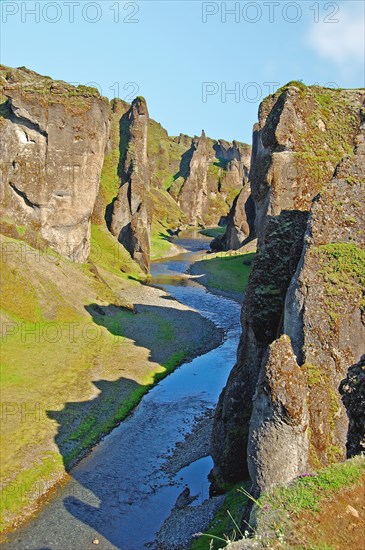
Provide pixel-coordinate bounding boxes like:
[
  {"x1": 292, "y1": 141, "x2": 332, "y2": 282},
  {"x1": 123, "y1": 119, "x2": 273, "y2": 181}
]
[{"x1": 0, "y1": 65, "x2": 364, "y2": 550}]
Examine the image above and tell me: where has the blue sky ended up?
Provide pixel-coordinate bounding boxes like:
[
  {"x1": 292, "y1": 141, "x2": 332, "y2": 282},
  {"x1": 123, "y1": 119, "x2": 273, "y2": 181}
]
[{"x1": 1, "y1": 0, "x2": 364, "y2": 142}]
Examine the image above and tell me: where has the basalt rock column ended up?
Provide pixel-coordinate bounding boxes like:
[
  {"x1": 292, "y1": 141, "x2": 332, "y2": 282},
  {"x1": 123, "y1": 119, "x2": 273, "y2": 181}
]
[{"x1": 110, "y1": 97, "x2": 151, "y2": 273}]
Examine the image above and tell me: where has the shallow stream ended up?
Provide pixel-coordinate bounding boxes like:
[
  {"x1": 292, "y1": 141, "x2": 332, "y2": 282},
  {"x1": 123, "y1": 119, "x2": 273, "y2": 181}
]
[{"x1": 5, "y1": 232, "x2": 241, "y2": 549}]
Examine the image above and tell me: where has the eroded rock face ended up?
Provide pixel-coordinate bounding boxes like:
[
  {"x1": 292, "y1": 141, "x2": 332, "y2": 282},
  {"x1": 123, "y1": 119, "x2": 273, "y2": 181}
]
[
  {"x1": 110, "y1": 97, "x2": 151, "y2": 273},
  {"x1": 211, "y1": 85, "x2": 365, "y2": 493},
  {"x1": 176, "y1": 133, "x2": 251, "y2": 226},
  {"x1": 177, "y1": 131, "x2": 211, "y2": 226},
  {"x1": 250, "y1": 85, "x2": 363, "y2": 243},
  {"x1": 211, "y1": 184, "x2": 255, "y2": 251},
  {"x1": 248, "y1": 335, "x2": 309, "y2": 494},
  {"x1": 284, "y1": 160, "x2": 365, "y2": 469},
  {"x1": 0, "y1": 66, "x2": 110, "y2": 262},
  {"x1": 215, "y1": 84, "x2": 363, "y2": 251},
  {"x1": 211, "y1": 210, "x2": 308, "y2": 484}
]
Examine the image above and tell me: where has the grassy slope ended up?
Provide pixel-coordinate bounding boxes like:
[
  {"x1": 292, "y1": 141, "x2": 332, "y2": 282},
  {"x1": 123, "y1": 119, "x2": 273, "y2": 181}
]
[
  {"x1": 199, "y1": 227, "x2": 226, "y2": 239},
  {"x1": 149, "y1": 187, "x2": 186, "y2": 260},
  {"x1": 192, "y1": 456, "x2": 365, "y2": 549},
  {"x1": 147, "y1": 121, "x2": 190, "y2": 257},
  {"x1": 189, "y1": 250, "x2": 256, "y2": 297},
  {"x1": 0, "y1": 221, "x2": 216, "y2": 533},
  {"x1": 0, "y1": 93, "x2": 216, "y2": 532}
]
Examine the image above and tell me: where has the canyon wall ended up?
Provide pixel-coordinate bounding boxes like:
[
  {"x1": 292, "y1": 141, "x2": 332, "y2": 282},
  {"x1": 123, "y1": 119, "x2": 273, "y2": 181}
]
[
  {"x1": 211, "y1": 84, "x2": 365, "y2": 493},
  {"x1": 1, "y1": 65, "x2": 250, "y2": 271},
  {"x1": 211, "y1": 183, "x2": 255, "y2": 251},
  {"x1": 0, "y1": 65, "x2": 110, "y2": 262},
  {"x1": 100, "y1": 98, "x2": 251, "y2": 265},
  {"x1": 110, "y1": 97, "x2": 151, "y2": 273},
  {"x1": 176, "y1": 133, "x2": 251, "y2": 226},
  {"x1": 215, "y1": 82, "x2": 363, "y2": 251}
]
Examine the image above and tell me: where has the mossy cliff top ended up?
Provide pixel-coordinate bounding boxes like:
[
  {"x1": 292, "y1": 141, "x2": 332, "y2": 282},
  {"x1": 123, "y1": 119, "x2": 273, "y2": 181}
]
[
  {"x1": 259, "y1": 83, "x2": 363, "y2": 156},
  {"x1": 0, "y1": 64, "x2": 109, "y2": 114},
  {"x1": 251, "y1": 83, "x2": 364, "y2": 237}
]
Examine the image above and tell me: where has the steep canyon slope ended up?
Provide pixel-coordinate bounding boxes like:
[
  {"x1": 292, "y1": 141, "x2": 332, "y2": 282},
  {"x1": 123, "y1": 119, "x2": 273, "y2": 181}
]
[
  {"x1": 211, "y1": 84, "x2": 365, "y2": 495},
  {"x1": 0, "y1": 65, "x2": 251, "y2": 271},
  {"x1": 0, "y1": 66, "x2": 110, "y2": 262}
]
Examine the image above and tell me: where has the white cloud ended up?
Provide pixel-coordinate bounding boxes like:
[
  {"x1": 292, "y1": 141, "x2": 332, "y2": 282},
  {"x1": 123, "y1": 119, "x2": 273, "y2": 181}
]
[{"x1": 307, "y1": 3, "x2": 365, "y2": 72}]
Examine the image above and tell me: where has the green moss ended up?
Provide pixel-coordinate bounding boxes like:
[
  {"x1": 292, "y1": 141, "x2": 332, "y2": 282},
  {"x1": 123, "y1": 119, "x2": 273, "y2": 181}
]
[
  {"x1": 207, "y1": 162, "x2": 223, "y2": 178},
  {"x1": 260, "y1": 86, "x2": 361, "y2": 206},
  {"x1": 317, "y1": 242, "x2": 365, "y2": 309},
  {"x1": 305, "y1": 363, "x2": 323, "y2": 388},
  {"x1": 228, "y1": 459, "x2": 365, "y2": 549},
  {"x1": 284, "y1": 80, "x2": 307, "y2": 91},
  {"x1": 162, "y1": 174, "x2": 175, "y2": 190},
  {"x1": 294, "y1": 89, "x2": 360, "y2": 192},
  {"x1": 254, "y1": 284, "x2": 281, "y2": 297},
  {"x1": 99, "y1": 148, "x2": 121, "y2": 205},
  {"x1": 15, "y1": 225, "x2": 26, "y2": 237}
]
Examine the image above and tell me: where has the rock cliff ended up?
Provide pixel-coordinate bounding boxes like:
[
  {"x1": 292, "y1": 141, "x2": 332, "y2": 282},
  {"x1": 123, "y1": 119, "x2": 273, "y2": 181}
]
[
  {"x1": 1, "y1": 65, "x2": 249, "y2": 271},
  {"x1": 340, "y1": 355, "x2": 365, "y2": 457},
  {"x1": 176, "y1": 133, "x2": 251, "y2": 226},
  {"x1": 210, "y1": 183, "x2": 255, "y2": 251},
  {"x1": 0, "y1": 65, "x2": 110, "y2": 262},
  {"x1": 215, "y1": 83, "x2": 362, "y2": 251},
  {"x1": 99, "y1": 96, "x2": 251, "y2": 265},
  {"x1": 211, "y1": 84, "x2": 365, "y2": 494},
  {"x1": 110, "y1": 97, "x2": 151, "y2": 273}
]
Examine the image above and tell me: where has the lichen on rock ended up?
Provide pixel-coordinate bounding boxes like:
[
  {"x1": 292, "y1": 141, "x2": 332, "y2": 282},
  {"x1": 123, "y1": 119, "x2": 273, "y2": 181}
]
[
  {"x1": 211, "y1": 84, "x2": 365, "y2": 495},
  {"x1": 0, "y1": 65, "x2": 110, "y2": 262}
]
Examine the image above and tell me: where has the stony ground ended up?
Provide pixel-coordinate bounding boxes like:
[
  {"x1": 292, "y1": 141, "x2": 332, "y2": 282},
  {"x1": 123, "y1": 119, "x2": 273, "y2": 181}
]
[{"x1": 162, "y1": 410, "x2": 215, "y2": 476}]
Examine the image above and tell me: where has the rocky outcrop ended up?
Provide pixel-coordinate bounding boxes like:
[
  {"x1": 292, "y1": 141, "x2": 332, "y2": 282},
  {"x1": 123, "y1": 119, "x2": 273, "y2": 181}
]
[
  {"x1": 248, "y1": 171, "x2": 365, "y2": 494},
  {"x1": 0, "y1": 65, "x2": 249, "y2": 271},
  {"x1": 215, "y1": 83, "x2": 363, "y2": 251},
  {"x1": 102, "y1": 102, "x2": 251, "y2": 264},
  {"x1": 250, "y1": 84, "x2": 362, "y2": 243},
  {"x1": 248, "y1": 335, "x2": 309, "y2": 494},
  {"x1": 175, "y1": 133, "x2": 251, "y2": 226},
  {"x1": 176, "y1": 131, "x2": 211, "y2": 225},
  {"x1": 211, "y1": 184, "x2": 255, "y2": 251},
  {"x1": 0, "y1": 65, "x2": 110, "y2": 262},
  {"x1": 211, "y1": 84, "x2": 365, "y2": 494},
  {"x1": 110, "y1": 97, "x2": 151, "y2": 273},
  {"x1": 211, "y1": 209, "x2": 309, "y2": 485}
]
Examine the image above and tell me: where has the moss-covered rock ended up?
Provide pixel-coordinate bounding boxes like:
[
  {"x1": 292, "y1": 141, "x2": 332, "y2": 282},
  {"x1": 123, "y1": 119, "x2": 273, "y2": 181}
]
[
  {"x1": 212, "y1": 84, "x2": 365, "y2": 493},
  {"x1": 0, "y1": 64, "x2": 110, "y2": 262}
]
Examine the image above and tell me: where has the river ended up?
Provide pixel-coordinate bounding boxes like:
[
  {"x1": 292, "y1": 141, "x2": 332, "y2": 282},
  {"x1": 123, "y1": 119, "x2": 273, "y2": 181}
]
[{"x1": 4, "y1": 233, "x2": 241, "y2": 550}]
